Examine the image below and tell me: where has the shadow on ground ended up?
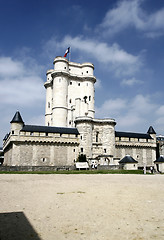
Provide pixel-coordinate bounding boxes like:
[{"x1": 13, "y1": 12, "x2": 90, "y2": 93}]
[{"x1": 0, "y1": 212, "x2": 41, "y2": 240}]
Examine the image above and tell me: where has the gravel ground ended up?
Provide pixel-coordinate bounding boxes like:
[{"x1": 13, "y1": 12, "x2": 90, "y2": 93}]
[{"x1": 0, "y1": 174, "x2": 164, "y2": 240}]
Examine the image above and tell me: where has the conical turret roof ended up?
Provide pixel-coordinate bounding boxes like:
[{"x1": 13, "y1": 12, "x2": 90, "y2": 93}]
[
  {"x1": 119, "y1": 155, "x2": 138, "y2": 164},
  {"x1": 154, "y1": 155, "x2": 164, "y2": 163},
  {"x1": 10, "y1": 111, "x2": 24, "y2": 124},
  {"x1": 147, "y1": 126, "x2": 156, "y2": 134}
]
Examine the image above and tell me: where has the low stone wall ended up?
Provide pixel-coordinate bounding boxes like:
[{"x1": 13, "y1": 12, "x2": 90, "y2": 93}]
[
  {"x1": 0, "y1": 164, "x2": 121, "y2": 172},
  {"x1": 0, "y1": 165, "x2": 76, "y2": 172},
  {"x1": 97, "y1": 165, "x2": 120, "y2": 170}
]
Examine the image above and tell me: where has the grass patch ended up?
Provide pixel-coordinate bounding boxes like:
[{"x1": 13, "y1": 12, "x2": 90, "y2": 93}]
[{"x1": 0, "y1": 169, "x2": 145, "y2": 174}]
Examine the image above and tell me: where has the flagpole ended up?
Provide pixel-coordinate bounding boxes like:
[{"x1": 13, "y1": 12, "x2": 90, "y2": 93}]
[{"x1": 69, "y1": 47, "x2": 71, "y2": 62}]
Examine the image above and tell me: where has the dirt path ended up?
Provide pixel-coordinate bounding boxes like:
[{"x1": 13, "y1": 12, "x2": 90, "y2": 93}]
[{"x1": 0, "y1": 174, "x2": 164, "y2": 240}]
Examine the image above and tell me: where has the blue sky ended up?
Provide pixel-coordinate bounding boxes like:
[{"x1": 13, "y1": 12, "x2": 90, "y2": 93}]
[{"x1": 0, "y1": 0, "x2": 164, "y2": 144}]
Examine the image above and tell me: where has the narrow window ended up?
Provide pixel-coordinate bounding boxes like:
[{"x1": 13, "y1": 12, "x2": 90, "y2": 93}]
[
  {"x1": 89, "y1": 96, "x2": 91, "y2": 101},
  {"x1": 69, "y1": 99, "x2": 72, "y2": 104},
  {"x1": 78, "y1": 83, "x2": 80, "y2": 86},
  {"x1": 73, "y1": 149, "x2": 75, "y2": 152},
  {"x1": 96, "y1": 132, "x2": 99, "y2": 142},
  {"x1": 86, "y1": 71, "x2": 88, "y2": 73},
  {"x1": 84, "y1": 96, "x2": 87, "y2": 103},
  {"x1": 46, "y1": 132, "x2": 48, "y2": 136},
  {"x1": 64, "y1": 67, "x2": 66, "y2": 69},
  {"x1": 48, "y1": 122, "x2": 50, "y2": 126},
  {"x1": 12, "y1": 130, "x2": 14, "y2": 135},
  {"x1": 104, "y1": 149, "x2": 106, "y2": 153},
  {"x1": 81, "y1": 148, "x2": 83, "y2": 152},
  {"x1": 70, "y1": 81, "x2": 72, "y2": 85},
  {"x1": 81, "y1": 136, "x2": 82, "y2": 140},
  {"x1": 48, "y1": 102, "x2": 50, "y2": 108}
]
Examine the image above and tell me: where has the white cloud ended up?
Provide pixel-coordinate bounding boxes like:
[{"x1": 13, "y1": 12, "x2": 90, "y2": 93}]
[
  {"x1": 0, "y1": 57, "x2": 24, "y2": 77},
  {"x1": 95, "y1": 78, "x2": 102, "y2": 89},
  {"x1": 96, "y1": 98, "x2": 127, "y2": 117},
  {"x1": 0, "y1": 56, "x2": 45, "y2": 143},
  {"x1": 97, "y1": 0, "x2": 164, "y2": 37},
  {"x1": 95, "y1": 94, "x2": 160, "y2": 132},
  {"x1": 44, "y1": 35, "x2": 142, "y2": 77},
  {"x1": 0, "y1": 57, "x2": 44, "y2": 106},
  {"x1": 121, "y1": 77, "x2": 143, "y2": 86},
  {"x1": 156, "y1": 105, "x2": 164, "y2": 116}
]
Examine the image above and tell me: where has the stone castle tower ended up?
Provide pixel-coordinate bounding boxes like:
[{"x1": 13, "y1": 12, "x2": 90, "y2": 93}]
[{"x1": 44, "y1": 56, "x2": 96, "y2": 127}]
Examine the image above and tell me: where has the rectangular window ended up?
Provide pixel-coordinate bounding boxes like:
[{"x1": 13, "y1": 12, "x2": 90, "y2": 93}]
[
  {"x1": 81, "y1": 148, "x2": 83, "y2": 152},
  {"x1": 96, "y1": 132, "x2": 99, "y2": 142}
]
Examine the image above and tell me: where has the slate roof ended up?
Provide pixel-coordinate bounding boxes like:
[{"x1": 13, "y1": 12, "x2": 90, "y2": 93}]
[
  {"x1": 21, "y1": 125, "x2": 79, "y2": 135},
  {"x1": 115, "y1": 131, "x2": 152, "y2": 139},
  {"x1": 119, "y1": 155, "x2": 138, "y2": 164},
  {"x1": 154, "y1": 156, "x2": 164, "y2": 163},
  {"x1": 10, "y1": 111, "x2": 24, "y2": 124},
  {"x1": 147, "y1": 126, "x2": 156, "y2": 134}
]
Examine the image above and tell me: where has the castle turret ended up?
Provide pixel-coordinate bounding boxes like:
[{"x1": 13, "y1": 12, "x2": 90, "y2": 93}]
[
  {"x1": 10, "y1": 111, "x2": 24, "y2": 135},
  {"x1": 147, "y1": 126, "x2": 156, "y2": 140},
  {"x1": 52, "y1": 57, "x2": 69, "y2": 127},
  {"x1": 45, "y1": 70, "x2": 53, "y2": 126}
]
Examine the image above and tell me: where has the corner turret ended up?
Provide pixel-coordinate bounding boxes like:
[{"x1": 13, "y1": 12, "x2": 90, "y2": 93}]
[
  {"x1": 147, "y1": 126, "x2": 156, "y2": 135},
  {"x1": 10, "y1": 111, "x2": 24, "y2": 135},
  {"x1": 147, "y1": 126, "x2": 156, "y2": 143}
]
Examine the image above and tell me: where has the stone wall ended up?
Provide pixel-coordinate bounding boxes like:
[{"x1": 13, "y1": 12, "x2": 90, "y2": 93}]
[
  {"x1": 115, "y1": 145, "x2": 156, "y2": 167},
  {"x1": 3, "y1": 141, "x2": 79, "y2": 167}
]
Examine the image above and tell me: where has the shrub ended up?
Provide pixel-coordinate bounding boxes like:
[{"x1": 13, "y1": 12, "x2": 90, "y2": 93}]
[{"x1": 77, "y1": 154, "x2": 87, "y2": 162}]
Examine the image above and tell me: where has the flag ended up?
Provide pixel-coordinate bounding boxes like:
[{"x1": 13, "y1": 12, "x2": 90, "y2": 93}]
[{"x1": 64, "y1": 47, "x2": 70, "y2": 57}]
